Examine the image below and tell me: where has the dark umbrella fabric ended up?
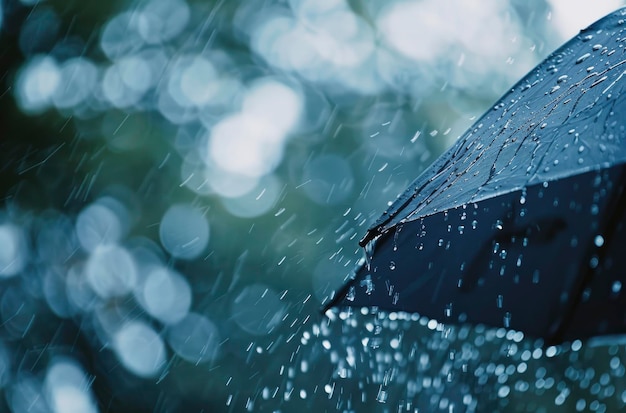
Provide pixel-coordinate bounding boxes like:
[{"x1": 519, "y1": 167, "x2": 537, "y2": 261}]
[{"x1": 325, "y1": 8, "x2": 626, "y2": 345}]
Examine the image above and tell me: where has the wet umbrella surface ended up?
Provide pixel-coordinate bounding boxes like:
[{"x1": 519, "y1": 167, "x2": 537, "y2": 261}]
[{"x1": 326, "y1": 8, "x2": 626, "y2": 345}]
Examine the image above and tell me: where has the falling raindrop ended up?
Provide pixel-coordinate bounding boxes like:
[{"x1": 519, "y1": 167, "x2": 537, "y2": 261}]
[
  {"x1": 375, "y1": 386, "x2": 388, "y2": 403},
  {"x1": 503, "y1": 312, "x2": 511, "y2": 328},
  {"x1": 493, "y1": 242, "x2": 500, "y2": 254}
]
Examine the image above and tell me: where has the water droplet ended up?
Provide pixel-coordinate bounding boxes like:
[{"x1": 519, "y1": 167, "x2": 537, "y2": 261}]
[
  {"x1": 557, "y1": 75, "x2": 568, "y2": 83},
  {"x1": 594, "y1": 235, "x2": 604, "y2": 247},
  {"x1": 346, "y1": 286, "x2": 355, "y2": 301},
  {"x1": 532, "y1": 270, "x2": 540, "y2": 285},
  {"x1": 457, "y1": 225, "x2": 464, "y2": 235},
  {"x1": 497, "y1": 294, "x2": 503, "y2": 308},
  {"x1": 389, "y1": 261, "x2": 396, "y2": 270},
  {"x1": 494, "y1": 220, "x2": 503, "y2": 230},
  {"x1": 592, "y1": 44, "x2": 603, "y2": 51},
  {"x1": 471, "y1": 220, "x2": 478, "y2": 230},
  {"x1": 376, "y1": 386, "x2": 388, "y2": 403},
  {"x1": 612, "y1": 281, "x2": 622, "y2": 294},
  {"x1": 360, "y1": 275, "x2": 374, "y2": 295},
  {"x1": 576, "y1": 53, "x2": 591, "y2": 64},
  {"x1": 503, "y1": 312, "x2": 511, "y2": 328},
  {"x1": 581, "y1": 34, "x2": 593, "y2": 42}
]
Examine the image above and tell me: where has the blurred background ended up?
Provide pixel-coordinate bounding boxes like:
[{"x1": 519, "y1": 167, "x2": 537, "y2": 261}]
[{"x1": 1, "y1": 0, "x2": 625, "y2": 412}]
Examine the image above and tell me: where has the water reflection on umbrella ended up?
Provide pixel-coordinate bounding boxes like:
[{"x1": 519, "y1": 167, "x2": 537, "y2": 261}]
[{"x1": 326, "y1": 8, "x2": 626, "y2": 345}]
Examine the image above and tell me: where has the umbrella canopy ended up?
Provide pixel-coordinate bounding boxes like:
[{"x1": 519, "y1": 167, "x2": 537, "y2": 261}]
[{"x1": 325, "y1": 8, "x2": 626, "y2": 345}]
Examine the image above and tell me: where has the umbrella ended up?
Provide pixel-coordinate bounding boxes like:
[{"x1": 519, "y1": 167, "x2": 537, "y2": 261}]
[{"x1": 325, "y1": 8, "x2": 626, "y2": 345}]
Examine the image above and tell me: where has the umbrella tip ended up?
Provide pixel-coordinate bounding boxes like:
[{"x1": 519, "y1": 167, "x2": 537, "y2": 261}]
[
  {"x1": 360, "y1": 226, "x2": 385, "y2": 247},
  {"x1": 358, "y1": 232, "x2": 373, "y2": 247}
]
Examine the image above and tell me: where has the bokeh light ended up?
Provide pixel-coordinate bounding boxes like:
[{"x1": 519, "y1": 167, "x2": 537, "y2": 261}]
[
  {"x1": 548, "y1": 0, "x2": 624, "y2": 38},
  {"x1": 159, "y1": 203, "x2": 209, "y2": 259},
  {"x1": 44, "y1": 359, "x2": 99, "y2": 413},
  {"x1": 0, "y1": 223, "x2": 26, "y2": 278},
  {"x1": 221, "y1": 174, "x2": 282, "y2": 218},
  {"x1": 15, "y1": 55, "x2": 61, "y2": 114},
  {"x1": 167, "y1": 312, "x2": 221, "y2": 364},
  {"x1": 85, "y1": 244, "x2": 137, "y2": 299},
  {"x1": 231, "y1": 284, "x2": 287, "y2": 335},
  {"x1": 141, "y1": 266, "x2": 191, "y2": 324},
  {"x1": 76, "y1": 200, "x2": 126, "y2": 253},
  {"x1": 113, "y1": 320, "x2": 167, "y2": 378},
  {"x1": 52, "y1": 58, "x2": 98, "y2": 110}
]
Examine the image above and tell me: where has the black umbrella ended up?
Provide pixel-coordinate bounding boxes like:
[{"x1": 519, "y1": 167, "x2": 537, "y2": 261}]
[{"x1": 325, "y1": 8, "x2": 626, "y2": 345}]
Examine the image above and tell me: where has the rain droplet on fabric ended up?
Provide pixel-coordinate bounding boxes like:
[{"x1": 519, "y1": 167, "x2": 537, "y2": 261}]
[
  {"x1": 576, "y1": 53, "x2": 591, "y2": 64},
  {"x1": 360, "y1": 275, "x2": 374, "y2": 295},
  {"x1": 346, "y1": 285, "x2": 355, "y2": 301}
]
